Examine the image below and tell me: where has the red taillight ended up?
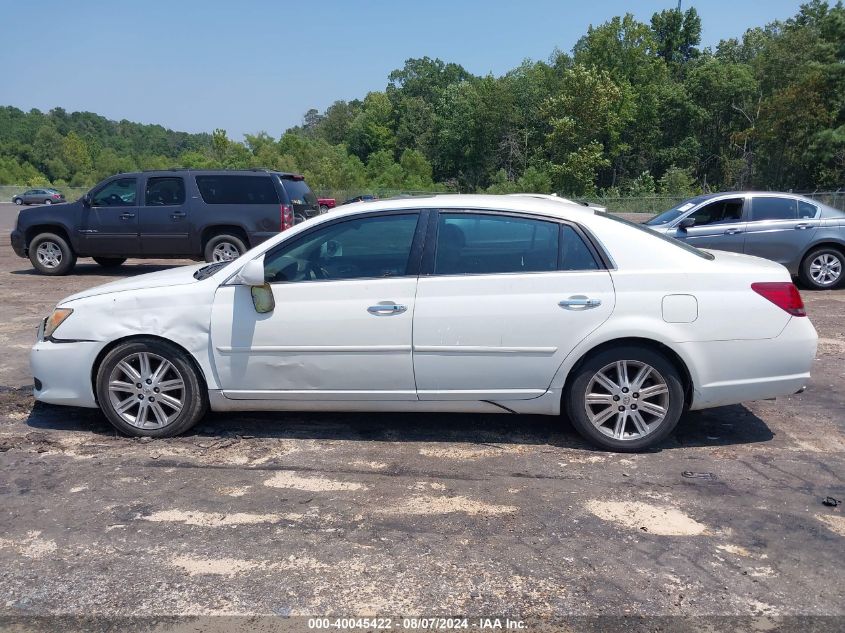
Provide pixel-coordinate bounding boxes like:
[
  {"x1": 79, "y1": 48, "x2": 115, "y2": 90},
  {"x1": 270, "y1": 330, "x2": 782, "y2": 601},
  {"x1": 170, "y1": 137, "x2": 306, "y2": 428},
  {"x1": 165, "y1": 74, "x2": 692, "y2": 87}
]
[
  {"x1": 53, "y1": 194, "x2": 60, "y2": 198},
  {"x1": 280, "y1": 204, "x2": 294, "y2": 231},
  {"x1": 751, "y1": 282, "x2": 806, "y2": 316}
]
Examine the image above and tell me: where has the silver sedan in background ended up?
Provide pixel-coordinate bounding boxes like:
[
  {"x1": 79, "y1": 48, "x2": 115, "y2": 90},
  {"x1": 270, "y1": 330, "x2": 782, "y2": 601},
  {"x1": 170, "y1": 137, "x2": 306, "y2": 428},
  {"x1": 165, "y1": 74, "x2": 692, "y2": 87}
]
[{"x1": 646, "y1": 192, "x2": 845, "y2": 290}]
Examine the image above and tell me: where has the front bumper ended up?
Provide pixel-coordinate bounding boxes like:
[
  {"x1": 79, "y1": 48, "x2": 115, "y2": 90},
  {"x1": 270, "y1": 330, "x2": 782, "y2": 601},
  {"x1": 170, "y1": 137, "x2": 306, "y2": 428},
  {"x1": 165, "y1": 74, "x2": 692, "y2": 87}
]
[
  {"x1": 31, "y1": 336, "x2": 105, "y2": 408},
  {"x1": 10, "y1": 229, "x2": 26, "y2": 258},
  {"x1": 683, "y1": 316, "x2": 818, "y2": 410}
]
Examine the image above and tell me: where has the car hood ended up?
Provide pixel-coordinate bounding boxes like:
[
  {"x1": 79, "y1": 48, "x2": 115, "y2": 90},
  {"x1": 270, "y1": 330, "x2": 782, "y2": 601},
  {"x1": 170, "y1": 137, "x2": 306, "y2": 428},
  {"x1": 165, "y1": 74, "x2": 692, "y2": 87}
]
[{"x1": 60, "y1": 263, "x2": 207, "y2": 303}]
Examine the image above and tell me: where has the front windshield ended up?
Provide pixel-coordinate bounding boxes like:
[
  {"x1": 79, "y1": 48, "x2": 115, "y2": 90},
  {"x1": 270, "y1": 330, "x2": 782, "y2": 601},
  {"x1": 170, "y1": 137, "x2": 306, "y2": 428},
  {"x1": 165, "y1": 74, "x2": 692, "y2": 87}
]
[{"x1": 645, "y1": 196, "x2": 708, "y2": 226}]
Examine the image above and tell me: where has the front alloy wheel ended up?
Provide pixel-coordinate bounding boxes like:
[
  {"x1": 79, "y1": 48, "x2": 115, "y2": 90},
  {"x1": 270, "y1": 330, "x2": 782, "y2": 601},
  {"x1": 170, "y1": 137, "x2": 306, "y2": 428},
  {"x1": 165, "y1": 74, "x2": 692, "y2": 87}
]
[
  {"x1": 36, "y1": 241, "x2": 63, "y2": 270},
  {"x1": 107, "y1": 352, "x2": 186, "y2": 430},
  {"x1": 29, "y1": 232, "x2": 76, "y2": 275},
  {"x1": 96, "y1": 339, "x2": 207, "y2": 437},
  {"x1": 566, "y1": 345, "x2": 685, "y2": 452}
]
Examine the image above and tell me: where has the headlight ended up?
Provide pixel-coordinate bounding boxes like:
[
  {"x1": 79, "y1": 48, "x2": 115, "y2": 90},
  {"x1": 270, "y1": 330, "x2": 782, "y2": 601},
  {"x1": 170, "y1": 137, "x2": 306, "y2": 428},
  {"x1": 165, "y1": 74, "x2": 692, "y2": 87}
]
[{"x1": 44, "y1": 308, "x2": 73, "y2": 338}]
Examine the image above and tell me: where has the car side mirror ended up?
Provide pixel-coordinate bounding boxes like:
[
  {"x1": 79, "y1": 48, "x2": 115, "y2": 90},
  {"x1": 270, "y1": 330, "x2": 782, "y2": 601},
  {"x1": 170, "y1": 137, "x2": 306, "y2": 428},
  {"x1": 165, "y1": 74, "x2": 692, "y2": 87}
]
[
  {"x1": 82, "y1": 193, "x2": 92, "y2": 207},
  {"x1": 678, "y1": 217, "x2": 696, "y2": 230},
  {"x1": 235, "y1": 257, "x2": 275, "y2": 314}
]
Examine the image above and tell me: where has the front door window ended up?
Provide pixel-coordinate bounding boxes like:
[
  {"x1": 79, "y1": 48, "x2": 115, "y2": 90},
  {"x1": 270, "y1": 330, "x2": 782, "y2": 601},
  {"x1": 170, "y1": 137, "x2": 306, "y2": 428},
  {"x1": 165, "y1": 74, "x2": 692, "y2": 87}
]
[{"x1": 92, "y1": 178, "x2": 137, "y2": 207}]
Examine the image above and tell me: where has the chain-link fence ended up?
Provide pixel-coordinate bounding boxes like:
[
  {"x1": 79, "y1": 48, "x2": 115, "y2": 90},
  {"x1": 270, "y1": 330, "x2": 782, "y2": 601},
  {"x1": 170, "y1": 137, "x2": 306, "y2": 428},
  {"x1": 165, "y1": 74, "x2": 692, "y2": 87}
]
[{"x1": 2, "y1": 184, "x2": 843, "y2": 213}]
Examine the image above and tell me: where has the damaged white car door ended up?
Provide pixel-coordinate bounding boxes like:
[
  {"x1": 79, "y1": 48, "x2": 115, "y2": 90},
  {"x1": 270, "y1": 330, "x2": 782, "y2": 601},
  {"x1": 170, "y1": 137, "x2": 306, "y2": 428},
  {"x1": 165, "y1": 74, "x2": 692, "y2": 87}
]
[{"x1": 209, "y1": 211, "x2": 424, "y2": 401}]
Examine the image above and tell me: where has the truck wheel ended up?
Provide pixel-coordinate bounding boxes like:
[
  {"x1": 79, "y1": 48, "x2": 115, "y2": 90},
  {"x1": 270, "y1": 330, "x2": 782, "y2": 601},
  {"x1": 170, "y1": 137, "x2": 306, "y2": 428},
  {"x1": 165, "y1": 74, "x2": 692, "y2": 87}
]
[
  {"x1": 96, "y1": 338, "x2": 208, "y2": 438},
  {"x1": 29, "y1": 233, "x2": 77, "y2": 276},
  {"x1": 93, "y1": 257, "x2": 127, "y2": 268},
  {"x1": 799, "y1": 247, "x2": 844, "y2": 290},
  {"x1": 320, "y1": 205, "x2": 329, "y2": 214},
  {"x1": 565, "y1": 345, "x2": 685, "y2": 452},
  {"x1": 204, "y1": 234, "x2": 246, "y2": 263}
]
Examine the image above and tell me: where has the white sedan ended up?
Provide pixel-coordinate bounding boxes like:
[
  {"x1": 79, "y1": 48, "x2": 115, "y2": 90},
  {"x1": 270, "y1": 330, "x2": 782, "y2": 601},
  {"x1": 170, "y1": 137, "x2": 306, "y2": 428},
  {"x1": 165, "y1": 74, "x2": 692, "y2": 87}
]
[{"x1": 31, "y1": 195, "x2": 817, "y2": 451}]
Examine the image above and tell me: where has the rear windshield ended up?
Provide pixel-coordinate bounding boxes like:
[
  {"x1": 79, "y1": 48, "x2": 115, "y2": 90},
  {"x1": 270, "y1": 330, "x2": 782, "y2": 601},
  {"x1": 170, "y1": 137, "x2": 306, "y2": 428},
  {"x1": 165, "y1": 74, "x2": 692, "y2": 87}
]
[
  {"x1": 195, "y1": 175, "x2": 279, "y2": 205},
  {"x1": 280, "y1": 177, "x2": 317, "y2": 206},
  {"x1": 599, "y1": 212, "x2": 715, "y2": 260}
]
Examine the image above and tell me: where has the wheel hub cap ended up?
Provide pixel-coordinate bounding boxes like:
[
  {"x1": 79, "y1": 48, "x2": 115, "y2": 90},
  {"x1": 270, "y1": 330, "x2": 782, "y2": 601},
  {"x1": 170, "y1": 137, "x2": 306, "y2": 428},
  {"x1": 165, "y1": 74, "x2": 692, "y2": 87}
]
[
  {"x1": 107, "y1": 352, "x2": 185, "y2": 429},
  {"x1": 810, "y1": 254, "x2": 841, "y2": 285},
  {"x1": 584, "y1": 360, "x2": 670, "y2": 441},
  {"x1": 212, "y1": 243, "x2": 240, "y2": 262},
  {"x1": 36, "y1": 242, "x2": 62, "y2": 268}
]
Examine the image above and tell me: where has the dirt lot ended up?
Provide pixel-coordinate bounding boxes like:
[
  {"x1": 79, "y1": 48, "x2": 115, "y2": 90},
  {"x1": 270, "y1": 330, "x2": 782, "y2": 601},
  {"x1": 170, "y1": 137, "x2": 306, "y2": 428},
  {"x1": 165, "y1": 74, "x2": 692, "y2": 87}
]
[{"x1": 0, "y1": 203, "x2": 843, "y2": 630}]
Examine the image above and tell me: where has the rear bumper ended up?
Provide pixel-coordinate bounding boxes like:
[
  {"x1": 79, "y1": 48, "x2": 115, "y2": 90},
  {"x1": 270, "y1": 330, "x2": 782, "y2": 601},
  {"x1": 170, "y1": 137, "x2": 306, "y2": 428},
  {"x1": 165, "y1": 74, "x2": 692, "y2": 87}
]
[
  {"x1": 10, "y1": 229, "x2": 26, "y2": 257},
  {"x1": 683, "y1": 316, "x2": 817, "y2": 410}
]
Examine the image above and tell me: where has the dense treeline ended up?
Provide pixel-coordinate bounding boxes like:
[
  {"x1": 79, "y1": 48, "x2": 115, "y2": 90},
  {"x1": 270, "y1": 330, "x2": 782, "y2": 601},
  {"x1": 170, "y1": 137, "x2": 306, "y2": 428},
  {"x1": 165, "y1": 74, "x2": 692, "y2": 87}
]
[{"x1": 1, "y1": 1, "x2": 843, "y2": 197}]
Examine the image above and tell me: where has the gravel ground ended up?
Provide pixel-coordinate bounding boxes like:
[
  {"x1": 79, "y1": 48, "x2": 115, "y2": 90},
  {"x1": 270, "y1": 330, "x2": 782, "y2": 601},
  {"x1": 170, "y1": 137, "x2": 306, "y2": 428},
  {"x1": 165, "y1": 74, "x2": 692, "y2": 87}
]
[{"x1": 0, "y1": 203, "x2": 843, "y2": 631}]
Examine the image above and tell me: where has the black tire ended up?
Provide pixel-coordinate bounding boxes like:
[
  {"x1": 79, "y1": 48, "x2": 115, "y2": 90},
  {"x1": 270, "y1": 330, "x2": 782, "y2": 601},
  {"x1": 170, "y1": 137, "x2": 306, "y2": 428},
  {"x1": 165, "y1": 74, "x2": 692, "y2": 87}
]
[
  {"x1": 799, "y1": 246, "x2": 844, "y2": 290},
  {"x1": 565, "y1": 345, "x2": 685, "y2": 452},
  {"x1": 28, "y1": 232, "x2": 77, "y2": 276},
  {"x1": 13, "y1": 198, "x2": 22, "y2": 205},
  {"x1": 95, "y1": 338, "x2": 208, "y2": 438},
  {"x1": 319, "y1": 205, "x2": 329, "y2": 214},
  {"x1": 93, "y1": 257, "x2": 127, "y2": 268},
  {"x1": 203, "y1": 234, "x2": 247, "y2": 263},
  {"x1": 43, "y1": 199, "x2": 52, "y2": 205}
]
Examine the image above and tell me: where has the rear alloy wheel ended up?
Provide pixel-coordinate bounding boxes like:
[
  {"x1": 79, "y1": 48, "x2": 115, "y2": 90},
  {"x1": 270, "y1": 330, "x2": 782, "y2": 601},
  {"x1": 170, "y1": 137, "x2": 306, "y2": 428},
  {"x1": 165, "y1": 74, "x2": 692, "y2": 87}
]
[
  {"x1": 566, "y1": 345, "x2": 685, "y2": 452},
  {"x1": 93, "y1": 257, "x2": 126, "y2": 268},
  {"x1": 29, "y1": 232, "x2": 77, "y2": 276},
  {"x1": 319, "y1": 205, "x2": 330, "y2": 214},
  {"x1": 43, "y1": 199, "x2": 52, "y2": 205},
  {"x1": 800, "y1": 247, "x2": 843, "y2": 290},
  {"x1": 13, "y1": 198, "x2": 22, "y2": 205},
  {"x1": 204, "y1": 234, "x2": 246, "y2": 263},
  {"x1": 96, "y1": 339, "x2": 207, "y2": 437}
]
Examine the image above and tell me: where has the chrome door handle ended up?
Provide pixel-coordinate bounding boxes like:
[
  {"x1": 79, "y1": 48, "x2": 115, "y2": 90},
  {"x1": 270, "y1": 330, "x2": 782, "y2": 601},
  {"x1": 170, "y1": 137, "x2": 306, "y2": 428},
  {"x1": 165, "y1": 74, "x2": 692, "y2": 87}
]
[
  {"x1": 559, "y1": 296, "x2": 602, "y2": 310},
  {"x1": 120, "y1": 212, "x2": 135, "y2": 219},
  {"x1": 367, "y1": 303, "x2": 407, "y2": 315},
  {"x1": 170, "y1": 211, "x2": 187, "y2": 219},
  {"x1": 724, "y1": 228, "x2": 743, "y2": 234},
  {"x1": 795, "y1": 223, "x2": 811, "y2": 230}
]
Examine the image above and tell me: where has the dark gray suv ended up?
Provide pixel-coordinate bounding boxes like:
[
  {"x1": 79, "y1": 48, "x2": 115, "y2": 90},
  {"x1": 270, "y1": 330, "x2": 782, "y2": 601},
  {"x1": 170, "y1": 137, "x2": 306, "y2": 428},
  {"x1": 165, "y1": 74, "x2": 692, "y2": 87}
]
[
  {"x1": 646, "y1": 192, "x2": 845, "y2": 290},
  {"x1": 10, "y1": 169, "x2": 319, "y2": 275}
]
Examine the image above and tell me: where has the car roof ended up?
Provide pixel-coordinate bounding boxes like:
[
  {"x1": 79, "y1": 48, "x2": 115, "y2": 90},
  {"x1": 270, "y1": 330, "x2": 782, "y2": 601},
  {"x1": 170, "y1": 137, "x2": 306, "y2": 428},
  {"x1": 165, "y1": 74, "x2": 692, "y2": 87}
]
[
  {"x1": 689, "y1": 191, "x2": 823, "y2": 202},
  {"x1": 328, "y1": 194, "x2": 595, "y2": 221}
]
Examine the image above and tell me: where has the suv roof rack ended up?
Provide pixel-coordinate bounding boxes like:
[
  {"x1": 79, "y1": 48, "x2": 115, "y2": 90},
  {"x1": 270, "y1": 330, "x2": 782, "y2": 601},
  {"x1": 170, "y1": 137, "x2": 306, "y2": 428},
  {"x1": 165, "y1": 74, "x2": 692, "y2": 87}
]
[{"x1": 135, "y1": 167, "x2": 304, "y2": 177}]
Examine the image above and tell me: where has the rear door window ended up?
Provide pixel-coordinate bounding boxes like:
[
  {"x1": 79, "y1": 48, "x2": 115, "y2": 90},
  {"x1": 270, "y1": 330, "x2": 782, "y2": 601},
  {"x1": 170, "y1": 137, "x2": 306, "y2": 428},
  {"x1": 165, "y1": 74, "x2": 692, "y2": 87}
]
[
  {"x1": 798, "y1": 200, "x2": 818, "y2": 219},
  {"x1": 434, "y1": 213, "x2": 560, "y2": 275},
  {"x1": 560, "y1": 225, "x2": 599, "y2": 270},
  {"x1": 195, "y1": 175, "x2": 279, "y2": 204},
  {"x1": 751, "y1": 197, "x2": 798, "y2": 221},
  {"x1": 145, "y1": 177, "x2": 185, "y2": 206}
]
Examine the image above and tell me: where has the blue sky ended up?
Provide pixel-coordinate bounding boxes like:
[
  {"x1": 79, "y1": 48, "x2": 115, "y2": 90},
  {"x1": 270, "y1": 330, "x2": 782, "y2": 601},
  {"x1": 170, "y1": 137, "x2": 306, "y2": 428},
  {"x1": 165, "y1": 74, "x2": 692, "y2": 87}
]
[{"x1": 1, "y1": 0, "x2": 802, "y2": 140}]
